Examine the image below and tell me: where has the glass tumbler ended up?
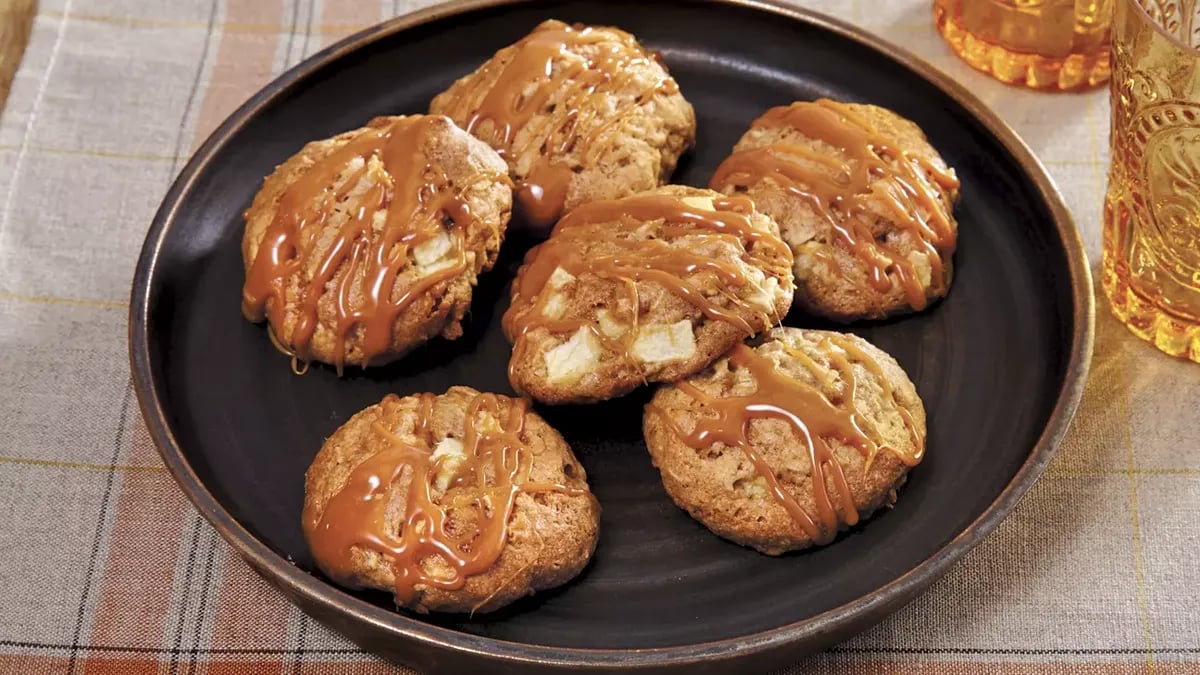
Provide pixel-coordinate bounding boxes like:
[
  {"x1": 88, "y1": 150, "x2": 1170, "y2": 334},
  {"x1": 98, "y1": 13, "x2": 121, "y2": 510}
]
[
  {"x1": 1103, "y1": 0, "x2": 1200, "y2": 362},
  {"x1": 934, "y1": 0, "x2": 1113, "y2": 90}
]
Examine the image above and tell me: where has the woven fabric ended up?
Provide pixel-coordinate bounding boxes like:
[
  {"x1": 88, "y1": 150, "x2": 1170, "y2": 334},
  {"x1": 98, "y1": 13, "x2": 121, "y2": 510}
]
[{"x1": 0, "y1": 0, "x2": 1196, "y2": 672}]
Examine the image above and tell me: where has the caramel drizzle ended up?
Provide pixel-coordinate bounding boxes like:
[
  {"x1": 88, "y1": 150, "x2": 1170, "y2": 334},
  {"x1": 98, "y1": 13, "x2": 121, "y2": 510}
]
[
  {"x1": 657, "y1": 336, "x2": 922, "y2": 544},
  {"x1": 437, "y1": 20, "x2": 676, "y2": 228},
  {"x1": 710, "y1": 99, "x2": 960, "y2": 310},
  {"x1": 242, "y1": 116, "x2": 503, "y2": 371},
  {"x1": 303, "y1": 392, "x2": 584, "y2": 605},
  {"x1": 501, "y1": 193, "x2": 791, "y2": 373}
]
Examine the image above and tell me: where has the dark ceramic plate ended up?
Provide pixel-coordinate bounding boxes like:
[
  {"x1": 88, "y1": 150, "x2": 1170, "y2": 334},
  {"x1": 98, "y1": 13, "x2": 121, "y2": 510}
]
[{"x1": 130, "y1": 0, "x2": 1094, "y2": 672}]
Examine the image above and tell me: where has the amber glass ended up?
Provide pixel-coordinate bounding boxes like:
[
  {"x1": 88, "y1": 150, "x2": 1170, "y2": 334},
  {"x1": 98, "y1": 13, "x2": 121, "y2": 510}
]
[
  {"x1": 934, "y1": 0, "x2": 1113, "y2": 90},
  {"x1": 1102, "y1": 0, "x2": 1200, "y2": 362}
]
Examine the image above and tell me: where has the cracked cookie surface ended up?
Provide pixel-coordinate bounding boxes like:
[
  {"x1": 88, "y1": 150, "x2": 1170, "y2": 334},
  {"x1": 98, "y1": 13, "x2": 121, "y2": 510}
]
[
  {"x1": 644, "y1": 327, "x2": 926, "y2": 554},
  {"x1": 711, "y1": 100, "x2": 959, "y2": 321},
  {"x1": 303, "y1": 386, "x2": 601, "y2": 614},
  {"x1": 242, "y1": 115, "x2": 512, "y2": 370},
  {"x1": 431, "y1": 20, "x2": 696, "y2": 232},
  {"x1": 504, "y1": 185, "x2": 795, "y2": 404}
]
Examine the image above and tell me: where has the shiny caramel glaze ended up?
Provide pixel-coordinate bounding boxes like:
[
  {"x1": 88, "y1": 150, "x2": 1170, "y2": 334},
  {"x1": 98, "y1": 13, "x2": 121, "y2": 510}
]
[
  {"x1": 645, "y1": 328, "x2": 925, "y2": 551},
  {"x1": 502, "y1": 186, "x2": 794, "y2": 404},
  {"x1": 431, "y1": 20, "x2": 694, "y2": 231},
  {"x1": 241, "y1": 115, "x2": 510, "y2": 371},
  {"x1": 303, "y1": 388, "x2": 597, "y2": 611},
  {"x1": 710, "y1": 99, "x2": 959, "y2": 316}
]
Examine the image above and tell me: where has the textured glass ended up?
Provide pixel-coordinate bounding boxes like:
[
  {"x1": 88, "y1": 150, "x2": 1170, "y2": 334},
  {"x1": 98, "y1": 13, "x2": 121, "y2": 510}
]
[
  {"x1": 1103, "y1": 0, "x2": 1200, "y2": 361},
  {"x1": 934, "y1": 0, "x2": 1113, "y2": 90}
]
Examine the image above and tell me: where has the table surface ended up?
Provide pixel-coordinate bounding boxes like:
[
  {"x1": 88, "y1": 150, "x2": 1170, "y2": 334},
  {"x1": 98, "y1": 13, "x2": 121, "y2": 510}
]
[{"x1": 1, "y1": 1, "x2": 1197, "y2": 673}]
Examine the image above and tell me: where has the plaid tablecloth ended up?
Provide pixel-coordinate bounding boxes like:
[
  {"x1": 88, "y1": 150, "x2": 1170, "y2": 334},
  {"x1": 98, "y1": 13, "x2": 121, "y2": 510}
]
[{"x1": 1, "y1": 0, "x2": 1197, "y2": 672}]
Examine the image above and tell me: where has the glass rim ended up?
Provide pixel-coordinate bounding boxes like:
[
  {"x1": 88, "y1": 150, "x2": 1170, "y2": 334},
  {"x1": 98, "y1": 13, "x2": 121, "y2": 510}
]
[{"x1": 1128, "y1": 0, "x2": 1200, "y2": 55}]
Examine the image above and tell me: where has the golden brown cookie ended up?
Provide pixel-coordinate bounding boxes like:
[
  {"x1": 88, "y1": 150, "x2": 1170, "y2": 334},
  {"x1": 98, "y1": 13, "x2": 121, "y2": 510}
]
[
  {"x1": 643, "y1": 327, "x2": 925, "y2": 555},
  {"x1": 710, "y1": 100, "x2": 960, "y2": 321},
  {"x1": 503, "y1": 185, "x2": 795, "y2": 405},
  {"x1": 242, "y1": 115, "x2": 512, "y2": 371},
  {"x1": 430, "y1": 19, "x2": 696, "y2": 232},
  {"x1": 303, "y1": 386, "x2": 600, "y2": 614}
]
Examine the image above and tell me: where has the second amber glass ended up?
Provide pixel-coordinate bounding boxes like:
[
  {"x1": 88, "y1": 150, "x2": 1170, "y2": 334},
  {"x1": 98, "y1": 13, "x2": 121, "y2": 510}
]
[
  {"x1": 934, "y1": 0, "x2": 1113, "y2": 90},
  {"x1": 1103, "y1": 0, "x2": 1200, "y2": 362}
]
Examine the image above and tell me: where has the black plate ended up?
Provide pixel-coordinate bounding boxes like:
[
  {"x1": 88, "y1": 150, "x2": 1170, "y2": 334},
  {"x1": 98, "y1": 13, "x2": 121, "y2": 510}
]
[{"x1": 130, "y1": 1, "x2": 1094, "y2": 672}]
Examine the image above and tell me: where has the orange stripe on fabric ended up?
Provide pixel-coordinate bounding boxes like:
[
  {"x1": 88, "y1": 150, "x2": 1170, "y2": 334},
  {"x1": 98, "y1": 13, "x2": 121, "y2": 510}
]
[
  {"x1": 193, "y1": 662, "x2": 405, "y2": 674},
  {"x1": 83, "y1": 417, "x2": 190, "y2": 660},
  {"x1": 191, "y1": 0, "x2": 287, "y2": 146},
  {"x1": 1157, "y1": 665, "x2": 1200, "y2": 674},
  {"x1": 205, "y1": 660, "x2": 290, "y2": 675},
  {"x1": 0, "y1": 655, "x2": 68, "y2": 674},
  {"x1": 319, "y1": 0, "x2": 384, "y2": 47},
  {"x1": 77, "y1": 659, "x2": 159, "y2": 675},
  {"x1": 298, "y1": 663, "x2": 413, "y2": 674}
]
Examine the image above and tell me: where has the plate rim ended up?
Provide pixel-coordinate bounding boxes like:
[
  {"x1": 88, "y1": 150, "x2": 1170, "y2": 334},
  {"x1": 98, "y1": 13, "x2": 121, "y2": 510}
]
[{"x1": 128, "y1": 0, "x2": 1096, "y2": 669}]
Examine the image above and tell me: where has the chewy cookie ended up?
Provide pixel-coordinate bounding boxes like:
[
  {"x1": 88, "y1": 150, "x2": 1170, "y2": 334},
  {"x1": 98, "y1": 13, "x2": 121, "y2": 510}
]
[
  {"x1": 503, "y1": 185, "x2": 795, "y2": 405},
  {"x1": 643, "y1": 327, "x2": 925, "y2": 554},
  {"x1": 303, "y1": 386, "x2": 600, "y2": 614},
  {"x1": 431, "y1": 20, "x2": 696, "y2": 231},
  {"x1": 710, "y1": 100, "x2": 959, "y2": 321},
  {"x1": 242, "y1": 114, "x2": 512, "y2": 371}
]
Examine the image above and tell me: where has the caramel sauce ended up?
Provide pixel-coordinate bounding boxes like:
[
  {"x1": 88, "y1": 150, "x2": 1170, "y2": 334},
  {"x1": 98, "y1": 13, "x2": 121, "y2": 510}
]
[
  {"x1": 303, "y1": 392, "x2": 585, "y2": 606},
  {"x1": 710, "y1": 99, "x2": 960, "y2": 310},
  {"x1": 501, "y1": 193, "x2": 791, "y2": 377},
  {"x1": 515, "y1": 162, "x2": 574, "y2": 228},
  {"x1": 242, "y1": 116, "x2": 503, "y2": 371},
  {"x1": 655, "y1": 336, "x2": 923, "y2": 544},
  {"x1": 823, "y1": 333, "x2": 923, "y2": 466},
  {"x1": 437, "y1": 20, "x2": 675, "y2": 229}
]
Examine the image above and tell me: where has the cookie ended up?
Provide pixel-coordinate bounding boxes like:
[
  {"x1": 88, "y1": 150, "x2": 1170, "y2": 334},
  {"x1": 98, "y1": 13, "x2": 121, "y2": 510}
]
[
  {"x1": 430, "y1": 20, "x2": 696, "y2": 233},
  {"x1": 303, "y1": 386, "x2": 600, "y2": 614},
  {"x1": 710, "y1": 100, "x2": 960, "y2": 321},
  {"x1": 643, "y1": 327, "x2": 925, "y2": 554},
  {"x1": 242, "y1": 115, "x2": 512, "y2": 371},
  {"x1": 503, "y1": 185, "x2": 795, "y2": 404}
]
